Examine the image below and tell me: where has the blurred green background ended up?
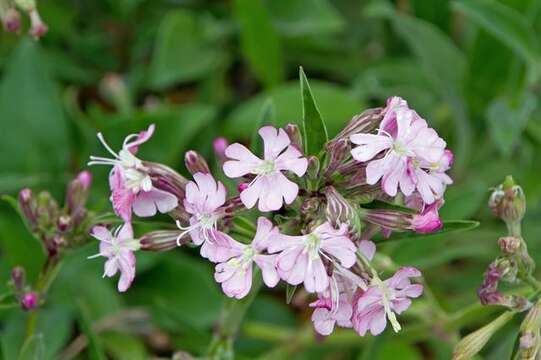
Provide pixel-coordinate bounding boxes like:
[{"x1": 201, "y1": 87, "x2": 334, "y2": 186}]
[{"x1": 0, "y1": 0, "x2": 541, "y2": 359}]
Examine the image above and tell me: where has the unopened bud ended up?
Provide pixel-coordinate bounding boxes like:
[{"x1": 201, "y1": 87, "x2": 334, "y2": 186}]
[
  {"x1": 140, "y1": 230, "x2": 186, "y2": 251},
  {"x1": 411, "y1": 200, "x2": 443, "y2": 234},
  {"x1": 29, "y1": 8, "x2": 47, "y2": 39},
  {"x1": 489, "y1": 176, "x2": 526, "y2": 233},
  {"x1": 453, "y1": 311, "x2": 514, "y2": 360},
  {"x1": 360, "y1": 208, "x2": 413, "y2": 232},
  {"x1": 77, "y1": 171, "x2": 92, "y2": 190},
  {"x1": 184, "y1": 150, "x2": 210, "y2": 175},
  {"x1": 1, "y1": 8, "x2": 21, "y2": 33},
  {"x1": 323, "y1": 186, "x2": 354, "y2": 226},
  {"x1": 324, "y1": 139, "x2": 348, "y2": 178},
  {"x1": 306, "y1": 156, "x2": 320, "y2": 180},
  {"x1": 331, "y1": 108, "x2": 383, "y2": 143},
  {"x1": 11, "y1": 266, "x2": 26, "y2": 292},
  {"x1": 498, "y1": 236, "x2": 521, "y2": 254},
  {"x1": 18, "y1": 188, "x2": 37, "y2": 229},
  {"x1": 238, "y1": 183, "x2": 249, "y2": 193},
  {"x1": 213, "y1": 137, "x2": 228, "y2": 161},
  {"x1": 285, "y1": 123, "x2": 302, "y2": 151},
  {"x1": 20, "y1": 292, "x2": 38, "y2": 311},
  {"x1": 57, "y1": 215, "x2": 71, "y2": 232}
]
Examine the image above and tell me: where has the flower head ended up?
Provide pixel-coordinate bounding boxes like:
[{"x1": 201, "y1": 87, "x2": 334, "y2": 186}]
[
  {"x1": 268, "y1": 222, "x2": 356, "y2": 293},
  {"x1": 214, "y1": 217, "x2": 280, "y2": 298},
  {"x1": 350, "y1": 97, "x2": 448, "y2": 204},
  {"x1": 88, "y1": 223, "x2": 140, "y2": 292},
  {"x1": 177, "y1": 172, "x2": 226, "y2": 246},
  {"x1": 223, "y1": 126, "x2": 308, "y2": 212},
  {"x1": 352, "y1": 267, "x2": 423, "y2": 336},
  {"x1": 89, "y1": 125, "x2": 178, "y2": 221},
  {"x1": 411, "y1": 199, "x2": 443, "y2": 233}
]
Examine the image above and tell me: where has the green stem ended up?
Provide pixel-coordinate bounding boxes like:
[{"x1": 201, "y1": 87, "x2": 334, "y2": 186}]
[
  {"x1": 525, "y1": 274, "x2": 541, "y2": 292},
  {"x1": 24, "y1": 256, "x2": 63, "y2": 339},
  {"x1": 207, "y1": 276, "x2": 263, "y2": 360}
]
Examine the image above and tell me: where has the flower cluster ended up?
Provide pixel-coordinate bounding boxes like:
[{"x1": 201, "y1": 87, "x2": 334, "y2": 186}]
[{"x1": 87, "y1": 96, "x2": 452, "y2": 337}]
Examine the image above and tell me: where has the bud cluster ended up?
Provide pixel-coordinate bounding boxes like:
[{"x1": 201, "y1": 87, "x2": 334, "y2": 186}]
[
  {"x1": 0, "y1": 0, "x2": 47, "y2": 38},
  {"x1": 18, "y1": 171, "x2": 93, "y2": 256}
]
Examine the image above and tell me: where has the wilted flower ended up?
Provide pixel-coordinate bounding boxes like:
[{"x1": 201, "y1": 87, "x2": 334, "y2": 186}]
[
  {"x1": 223, "y1": 126, "x2": 308, "y2": 211},
  {"x1": 352, "y1": 267, "x2": 423, "y2": 336},
  {"x1": 268, "y1": 222, "x2": 356, "y2": 293},
  {"x1": 88, "y1": 124, "x2": 178, "y2": 221},
  {"x1": 88, "y1": 223, "x2": 140, "y2": 292},
  {"x1": 214, "y1": 217, "x2": 280, "y2": 299}
]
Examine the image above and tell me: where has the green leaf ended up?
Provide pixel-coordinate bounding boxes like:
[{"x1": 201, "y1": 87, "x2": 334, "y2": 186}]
[
  {"x1": 101, "y1": 332, "x2": 147, "y2": 360},
  {"x1": 77, "y1": 299, "x2": 107, "y2": 360},
  {"x1": 265, "y1": 0, "x2": 345, "y2": 36},
  {"x1": 18, "y1": 334, "x2": 45, "y2": 360},
  {"x1": 299, "y1": 67, "x2": 329, "y2": 156},
  {"x1": 486, "y1": 92, "x2": 537, "y2": 156},
  {"x1": 234, "y1": 0, "x2": 284, "y2": 87},
  {"x1": 251, "y1": 99, "x2": 276, "y2": 153},
  {"x1": 453, "y1": 0, "x2": 540, "y2": 64},
  {"x1": 362, "y1": 200, "x2": 417, "y2": 214},
  {"x1": 380, "y1": 220, "x2": 480, "y2": 242},
  {"x1": 225, "y1": 80, "x2": 360, "y2": 139},
  {"x1": 148, "y1": 10, "x2": 227, "y2": 89},
  {"x1": 0, "y1": 39, "x2": 68, "y2": 182}
]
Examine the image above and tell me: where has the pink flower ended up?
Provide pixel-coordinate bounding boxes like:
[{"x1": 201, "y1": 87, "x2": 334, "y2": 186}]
[
  {"x1": 411, "y1": 199, "x2": 444, "y2": 233},
  {"x1": 352, "y1": 267, "x2": 423, "y2": 336},
  {"x1": 88, "y1": 124, "x2": 178, "y2": 221},
  {"x1": 406, "y1": 149, "x2": 454, "y2": 204},
  {"x1": 350, "y1": 97, "x2": 447, "y2": 203},
  {"x1": 223, "y1": 126, "x2": 308, "y2": 212},
  {"x1": 268, "y1": 222, "x2": 356, "y2": 293},
  {"x1": 214, "y1": 218, "x2": 280, "y2": 299},
  {"x1": 177, "y1": 172, "x2": 226, "y2": 246},
  {"x1": 309, "y1": 273, "x2": 356, "y2": 335},
  {"x1": 88, "y1": 223, "x2": 140, "y2": 292}
]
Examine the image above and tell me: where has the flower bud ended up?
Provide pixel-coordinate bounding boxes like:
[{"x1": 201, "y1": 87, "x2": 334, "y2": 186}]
[
  {"x1": 498, "y1": 236, "x2": 521, "y2": 255},
  {"x1": 57, "y1": 215, "x2": 71, "y2": 232},
  {"x1": 519, "y1": 299, "x2": 541, "y2": 359},
  {"x1": 359, "y1": 208, "x2": 413, "y2": 232},
  {"x1": 100, "y1": 73, "x2": 131, "y2": 112},
  {"x1": 331, "y1": 108, "x2": 383, "y2": 143},
  {"x1": 29, "y1": 8, "x2": 47, "y2": 39},
  {"x1": 285, "y1": 123, "x2": 302, "y2": 151},
  {"x1": 213, "y1": 137, "x2": 228, "y2": 162},
  {"x1": 453, "y1": 311, "x2": 514, "y2": 360},
  {"x1": 146, "y1": 162, "x2": 187, "y2": 201},
  {"x1": 323, "y1": 186, "x2": 354, "y2": 226},
  {"x1": 306, "y1": 156, "x2": 320, "y2": 180},
  {"x1": 411, "y1": 200, "x2": 443, "y2": 234},
  {"x1": 140, "y1": 230, "x2": 184, "y2": 251},
  {"x1": 489, "y1": 176, "x2": 526, "y2": 233},
  {"x1": 323, "y1": 138, "x2": 348, "y2": 178},
  {"x1": 77, "y1": 171, "x2": 92, "y2": 190},
  {"x1": 20, "y1": 292, "x2": 38, "y2": 311},
  {"x1": 18, "y1": 188, "x2": 37, "y2": 230},
  {"x1": 1, "y1": 7, "x2": 21, "y2": 33},
  {"x1": 184, "y1": 150, "x2": 210, "y2": 175},
  {"x1": 238, "y1": 183, "x2": 249, "y2": 193},
  {"x1": 11, "y1": 266, "x2": 26, "y2": 292}
]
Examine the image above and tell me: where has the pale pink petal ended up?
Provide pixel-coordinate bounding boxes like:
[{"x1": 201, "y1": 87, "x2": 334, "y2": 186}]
[
  {"x1": 223, "y1": 143, "x2": 261, "y2": 177},
  {"x1": 276, "y1": 247, "x2": 307, "y2": 286},
  {"x1": 303, "y1": 258, "x2": 329, "y2": 293},
  {"x1": 215, "y1": 262, "x2": 253, "y2": 299},
  {"x1": 369, "y1": 309, "x2": 387, "y2": 335},
  {"x1": 312, "y1": 308, "x2": 335, "y2": 336},
  {"x1": 359, "y1": 240, "x2": 376, "y2": 261},
  {"x1": 254, "y1": 254, "x2": 279, "y2": 287},
  {"x1": 392, "y1": 298, "x2": 412, "y2": 314},
  {"x1": 91, "y1": 226, "x2": 112, "y2": 243},
  {"x1": 350, "y1": 134, "x2": 392, "y2": 162},
  {"x1": 126, "y1": 124, "x2": 155, "y2": 154},
  {"x1": 259, "y1": 126, "x2": 290, "y2": 160},
  {"x1": 116, "y1": 222, "x2": 134, "y2": 241},
  {"x1": 252, "y1": 217, "x2": 276, "y2": 251},
  {"x1": 239, "y1": 177, "x2": 264, "y2": 209},
  {"x1": 109, "y1": 167, "x2": 135, "y2": 222},
  {"x1": 274, "y1": 146, "x2": 308, "y2": 176},
  {"x1": 132, "y1": 188, "x2": 178, "y2": 217}
]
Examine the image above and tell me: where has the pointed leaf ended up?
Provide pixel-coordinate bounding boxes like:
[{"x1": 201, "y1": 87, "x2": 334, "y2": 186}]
[
  {"x1": 18, "y1": 334, "x2": 45, "y2": 360},
  {"x1": 300, "y1": 67, "x2": 328, "y2": 156},
  {"x1": 285, "y1": 284, "x2": 297, "y2": 305}
]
